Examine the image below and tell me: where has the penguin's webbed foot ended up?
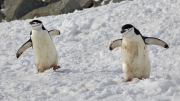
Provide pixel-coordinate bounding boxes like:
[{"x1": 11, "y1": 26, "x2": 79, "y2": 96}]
[
  {"x1": 125, "y1": 79, "x2": 132, "y2": 82},
  {"x1": 53, "y1": 66, "x2": 61, "y2": 71}
]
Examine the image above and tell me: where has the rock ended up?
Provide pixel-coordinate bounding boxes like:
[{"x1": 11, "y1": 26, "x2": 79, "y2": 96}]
[
  {"x1": 101, "y1": 0, "x2": 110, "y2": 5},
  {"x1": 0, "y1": 0, "x2": 4, "y2": 4},
  {"x1": 93, "y1": 0, "x2": 103, "y2": 7},
  {"x1": 101, "y1": 0, "x2": 125, "y2": 5},
  {"x1": 4, "y1": 0, "x2": 82, "y2": 22},
  {"x1": 1, "y1": 4, "x2": 5, "y2": 9},
  {"x1": 75, "y1": 0, "x2": 93, "y2": 8},
  {"x1": 112, "y1": 0, "x2": 125, "y2": 3},
  {"x1": 0, "y1": 11, "x2": 5, "y2": 22},
  {"x1": 93, "y1": 0, "x2": 127, "y2": 7},
  {"x1": 42, "y1": 0, "x2": 51, "y2": 2},
  {"x1": 0, "y1": 0, "x2": 4, "y2": 9},
  {"x1": 4, "y1": 0, "x2": 53, "y2": 21}
]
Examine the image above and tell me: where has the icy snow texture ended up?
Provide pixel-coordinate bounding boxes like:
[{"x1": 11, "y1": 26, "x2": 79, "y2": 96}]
[{"x1": 0, "y1": 0, "x2": 180, "y2": 101}]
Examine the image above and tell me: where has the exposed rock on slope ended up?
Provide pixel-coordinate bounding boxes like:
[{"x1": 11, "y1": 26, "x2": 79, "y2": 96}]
[
  {"x1": 76, "y1": 0, "x2": 93, "y2": 8},
  {"x1": 4, "y1": 0, "x2": 82, "y2": 22}
]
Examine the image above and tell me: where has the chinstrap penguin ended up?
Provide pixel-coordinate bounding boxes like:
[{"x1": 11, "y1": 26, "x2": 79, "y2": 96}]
[
  {"x1": 16, "y1": 20, "x2": 61, "y2": 73},
  {"x1": 109, "y1": 24, "x2": 169, "y2": 82}
]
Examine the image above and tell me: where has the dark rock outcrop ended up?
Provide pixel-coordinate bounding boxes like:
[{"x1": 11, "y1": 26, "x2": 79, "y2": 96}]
[
  {"x1": 76, "y1": 0, "x2": 93, "y2": 8},
  {"x1": 4, "y1": 0, "x2": 82, "y2": 22},
  {"x1": 0, "y1": 11, "x2": 5, "y2": 22},
  {"x1": 102, "y1": 0, "x2": 125, "y2": 5},
  {"x1": 93, "y1": 0, "x2": 126, "y2": 7},
  {"x1": 93, "y1": 0, "x2": 103, "y2": 7},
  {"x1": 0, "y1": 0, "x2": 4, "y2": 9}
]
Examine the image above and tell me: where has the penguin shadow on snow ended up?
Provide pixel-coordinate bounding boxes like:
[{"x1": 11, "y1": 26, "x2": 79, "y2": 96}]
[
  {"x1": 53, "y1": 69, "x2": 73, "y2": 74},
  {"x1": 109, "y1": 24, "x2": 169, "y2": 82}
]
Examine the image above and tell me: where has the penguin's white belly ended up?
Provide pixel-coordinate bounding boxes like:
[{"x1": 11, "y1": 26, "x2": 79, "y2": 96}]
[
  {"x1": 31, "y1": 30, "x2": 58, "y2": 72},
  {"x1": 121, "y1": 36, "x2": 151, "y2": 80}
]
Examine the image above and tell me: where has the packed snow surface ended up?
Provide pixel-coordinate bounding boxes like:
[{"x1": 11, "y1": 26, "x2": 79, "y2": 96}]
[{"x1": 1, "y1": 0, "x2": 180, "y2": 100}]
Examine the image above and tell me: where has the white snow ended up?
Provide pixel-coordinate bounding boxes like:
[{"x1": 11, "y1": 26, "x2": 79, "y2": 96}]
[{"x1": 0, "y1": 0, "x2": 180, "y2": 100}]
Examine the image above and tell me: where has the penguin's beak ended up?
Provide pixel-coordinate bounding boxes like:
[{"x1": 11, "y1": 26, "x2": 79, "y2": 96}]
[{"x1": 121, "y1": 29, "x2": 126, "y2": 33}]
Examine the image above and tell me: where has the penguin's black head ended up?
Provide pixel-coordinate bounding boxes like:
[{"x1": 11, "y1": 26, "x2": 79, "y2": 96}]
[
  {"x1": 121, "y1": 24, "x2": 133, "y2": 33},
  {"x1": 29, "y1": 20, "x2": 46, "y2": 30},
  {"x1": 121, "y1": 24, "x2": 141, "y2": 37},
  {"x1": 30, "y1": 20, "x2": 42, "y2": 25}
]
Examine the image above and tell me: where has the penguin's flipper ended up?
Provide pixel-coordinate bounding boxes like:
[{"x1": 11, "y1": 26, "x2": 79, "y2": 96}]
[
  {"x1": 49, "y1": 29, "x2": 60, "y2": 36},
  {"x1": 109, "y1": 39, "x2": 122, "y2": 50},
  {"x1": 16, "y1": 39, "x2": 32, "y2": 58},
  {"x1": 144, "y1": 37, "x2": 169, "y2": 48}
]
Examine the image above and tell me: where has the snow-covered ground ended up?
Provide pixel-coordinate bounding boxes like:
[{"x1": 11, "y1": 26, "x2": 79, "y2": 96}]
[{"x1": 1, "y1": 0, "x2": 180, "y2": 100}]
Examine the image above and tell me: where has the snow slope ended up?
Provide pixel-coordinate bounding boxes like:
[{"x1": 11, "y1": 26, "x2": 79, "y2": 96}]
[{"x1": 1, "y1": 0, "x2": 180, "y2": 100}]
